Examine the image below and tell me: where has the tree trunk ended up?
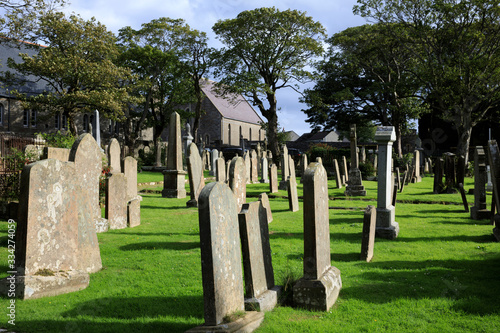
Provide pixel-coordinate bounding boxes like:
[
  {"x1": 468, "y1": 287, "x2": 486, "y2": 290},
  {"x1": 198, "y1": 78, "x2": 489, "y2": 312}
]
[
  {"x1": 192, "y1": 99, "x2": 202, "y2": 144},
  {"x1": 455, "y1": 124, "x2": 472, "y2": 166},
  {"x1": 266, "y1": 111, "x2": 280, "y2": 165}
]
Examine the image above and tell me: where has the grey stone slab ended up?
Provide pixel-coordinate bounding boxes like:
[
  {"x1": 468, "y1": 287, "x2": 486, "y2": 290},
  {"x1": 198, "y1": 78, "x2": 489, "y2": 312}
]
[
  {"x1": 187, "y1": 143, "x2": 205, "y2": 207},
  {"x1": 471, "y1": 146, "x2": 491, "y2": 220},
  {"x1": 198, "y1": 182, "x2": 245, "y2": 326},
  {"x1": 360, "y1": 205, "x2": 376, "y2": 262},
  {"x1": 106, "y1": 173, "x2": 128, "y2": 230},
  {"x1": 269, "y1": 163, "x2": 278, "y2": 193},
  {"x1": 42, "y1": 147, "x2": 70, "y2": 161},
  {"x1": 128, "y1": 197, "x2": 141, "y2": 228},
  {"x1": 163, "y1": 112, "x2": 187, "y2": 198},
  {"x1": 244, "y1": 151, "x2": 251, "y2": 184},
  {"x1": 260, "y1": 157, "x2": 269, "y2": 183},
  {"x1": 288, "y1": 176, "x2": 299, "y2": 212},
  {"x1": 216, "y1": 157, "x2": 226, "y2": 183},
  {"x1": 251, "y1": 149, "x2": 259, "y2": 183},
  {"x1": 333, "y1": 159, "x2": 342, "y2": 189},
  {"x1": 123, "y1": 156, "x2": 138, "y2": 201},
  {"x1": 229, "y1": 156, "x2": 247, "y2": 212},
  {"x1": 279, "y1": 145, "x2": 289, "y2": 190}
]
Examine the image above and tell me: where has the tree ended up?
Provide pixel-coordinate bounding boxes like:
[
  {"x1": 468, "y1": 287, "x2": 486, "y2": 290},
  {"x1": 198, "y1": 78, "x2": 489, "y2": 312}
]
[
  {"x1": 212, "y1": 7, "x2": 326, "y2": 162},
  {"x1": 117, "y1": 18, "x2": 197, "y2": 151},
  {"x1": 302, "y1": 24, "x2": 428, "y2": 157},
  {"x1": 4, "y1": 11, "x2": 134, "y2": 134},
  {"x1": 354, "y1": 0, "x2": 500, "y2": 163}
]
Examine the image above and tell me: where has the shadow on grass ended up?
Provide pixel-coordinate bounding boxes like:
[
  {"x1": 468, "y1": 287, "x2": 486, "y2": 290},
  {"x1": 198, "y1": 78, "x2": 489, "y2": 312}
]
[
  {"x1": 343, "y1": 256, "x2": 500, "y2": 315},
  {"x1": 332, "y1": 252, "x2": 361, "y2": 262},
  {"x1": 119, "y1": 241, "x2": 200, "y2": 251},
  {"x1": 396, "y1": 234, "x2": 495, "y2": 243},
  {"x1": 140, "y1": 204, "x2": 191, "y2": 210},
  {"x1": 0, "y1": 235, "x2": 7, "y2": 247}
]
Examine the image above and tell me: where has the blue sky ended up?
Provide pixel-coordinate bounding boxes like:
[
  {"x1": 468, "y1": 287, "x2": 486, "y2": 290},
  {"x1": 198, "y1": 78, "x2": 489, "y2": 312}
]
[{"x1": 63, "y1": 0, "x2": 367, "y2": 135}]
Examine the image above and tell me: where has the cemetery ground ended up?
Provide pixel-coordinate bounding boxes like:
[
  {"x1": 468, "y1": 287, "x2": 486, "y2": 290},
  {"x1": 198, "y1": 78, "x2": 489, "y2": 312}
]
[{"x1": 1, "y1": 173, "x2": 500, "y2": 332}]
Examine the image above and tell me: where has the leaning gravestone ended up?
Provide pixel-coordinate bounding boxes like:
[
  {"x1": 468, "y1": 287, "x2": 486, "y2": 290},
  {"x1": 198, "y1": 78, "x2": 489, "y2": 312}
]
[
  {"x1": 239, "y1": 201, "x2": 281, "y2": 312},
  {"x1": 188, "y1": 182, "x2": 264, "y2": 332},
  {"x1": 108, "y1": 138, "x2": 121, "y2": 174},
  {"x1": 1, "y1": 158, "x2": 102, "y2": 299},
  {"x1": 229, "y1": 156, "x2": 247, "y2": 212},
  {"x1": 279, "y1": 145, "x2": 289, "y2": 190},
  {"x1": 374, "y1": 126, "x2": 399, "y2": 239},
  {"x1": 269, "y1": 163, "x2": 278, "y2": 193},
  {"x1": 293, "y1": 162, "x2": 342, "y2": 311},
  {"x1": 333, "y1": 159, "x2": 342, "y2": 189},
  {"x1": 342, "y1": 156, "x2": 349, "y2": 185},
  {"x1": 360, "y1": 205, "x2": 376, "y2": 262},
  {"x1": 288, "y1": 158, "x2": 299, "y2": 212},
  {"x1": 471, "y1": 146, "x2": 491, "y2": 220},
  {"x1": 162, "y1": 112, "x2": 187, "y2": 198},
  {"x1": 106, "y1": 173, "x2": 128, "y2": 230},
  {"x1": 187, "y1": 143, "x2": 205, "y2": 207},
  {"x1": 69, "y1": 133, "x2": 107, "y2": 233}
]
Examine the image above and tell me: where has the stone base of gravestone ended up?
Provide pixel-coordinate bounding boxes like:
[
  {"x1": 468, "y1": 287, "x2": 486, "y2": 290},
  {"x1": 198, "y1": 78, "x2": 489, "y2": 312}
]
[
  {"x1": 186, "y1": 311, "x2": 265, "y2": 333},
  {"x1": 375, "y1": 207, "x2": 399, "y2": 239},
  {"x1": 293, "y1": 266, "x2": 342, "y2": 311},
  {"x1": 95, "y1": 217, "x2": 109, "y2": 233},
  {"x1": 0, "y1": 270, "x2": 89, "y2": 300},
  {"x1": 245, "y1": 285, "x2": 282, "y2": 312},
  {"x1": 345, "y1": 170, "x2": 366, "y2": 196},
  {"x1": 470, "y1": 207, "x2": 492, "y2": 220},
  {"x1": 128, "y1": 197, "x2": 141, "y2": 227},
  {"x1": 162, "y1": 169, "x2": 187, "y2": 198}
]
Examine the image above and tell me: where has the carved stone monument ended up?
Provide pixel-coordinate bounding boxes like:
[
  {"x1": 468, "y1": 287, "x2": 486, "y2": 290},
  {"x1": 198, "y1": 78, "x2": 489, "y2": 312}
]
[
  {"x1": 162, "y1": 112, "x2": 187, "y2": 198},
  {"x1": 345, "y1": 124, "x2": 366, "y2": 196}
]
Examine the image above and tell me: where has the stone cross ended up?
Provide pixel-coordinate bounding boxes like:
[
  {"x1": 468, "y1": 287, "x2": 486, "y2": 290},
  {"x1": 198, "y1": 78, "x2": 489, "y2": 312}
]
[
  {"x1": 471, "y1": 146, "x2": 490, "y2": 219},
  {"x1": 360, "y1": 205, "x2": 376, "y2": 262},
  {"x1": 293, "y1": 162, "x2": 342, "y2": 311},
  {"x1": 350, "y1": 124, "x2": 359, "y2": 169},
  {"x1": 345, "y1": 124, "x2": 366, "y2": 196},
  {"x1": 269, "y1": 163, "x2": 278, "y2": 193},
  {"x1": 162, "y1": 112, "x2": 187, "y2": 198},
  {"x1": 374, "y1": 126, "x2": 399, "y2": 239}
]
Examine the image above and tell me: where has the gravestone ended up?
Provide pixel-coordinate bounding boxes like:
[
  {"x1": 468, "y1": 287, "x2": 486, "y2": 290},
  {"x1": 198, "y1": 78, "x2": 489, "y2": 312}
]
[
  {"x1": 162, "y1": 112, "x2": 187, "y2": 198},
  {"x1": 300, "y1": 153, "x2": 308, "y2": 183},
  {"x1": 269, "y1": 163, "x2": 278, "y2": 193},
  {"x1": 395, "y1": 167, "x2": 401, "y2": 191},
  {"x1": 456, "y1": 155, "x2": 466, "y2": 187},
  {"x1": 187, "y1": 143, "x2": 205, "y2": 207},
  {"x1": 360, "y1": 205, "x2": 376, "y2": 262},
  {"x1": 189, "y1": 182, "x2": 264, "y2": 331},
  {"x1": 444, "y1": 152, "x2": 457, "y2": 193},
  {"x1": 1, "y1": 158, "x2": 101, "y2": 299},
  {"x1": 471, "y1": 146, "x2": 491, "y2": 219},
  {"x1": 487, "y1": 165, "x2": 493, "y2": 191},
  {"x1": 229, "y1": 156, "x2": 247, "y2": 212},
  {"x1": 259, "y1": 193, "x2": 273, "y2": 223},
  {"x1": 183, "y1": 123, "x2": 193, "y2": 158},
  {"x1": 251, "y1": 149, "x2": 259, "y2": 183},
  {"x1": 209, "y1": 149, "x2": 219, "y2": 176},
  {"x1": 92, "y1": 109, "x2": 102, "y2": 149},
  {"x1": 360, "y1": 146, "x2": 366, "y2": 163},
  {"x1": 155, "y1": 142, "x2": 162, "y2": 167},
  {"x1": 244, "y1": 151, "x2": 251, "y2": 184},
  {"x1": 345, "y1": 124, "x2": 366, "y2": 196},
  {"x1": 239, "y1": 201, "x2": 281, "y2": 312},
  {"x1": 293, "y1": 162, "x2": 342, "y2": 311},
  {"x1": 486, "y1": 140, "x2": 500, "y2": 241},
  {"x1": 333, "y1": 159, "x2": 342, "y2": 189},
  {"x1": 106, "y1": 173, "x2": 128, "y2": 230},
  {"x1": 260, "y1": 157, "x2": 269, "y2": 183},
  {"x1": 279, "y1": 145, "x2": 289, "y2": 190},
  {"x1": 108, "y1": 138, "x2": 121, "y2": 174},
  {"x1": 42, "y1": 147, "x2": 70, "y2": 161},
  {"x1": 288, "y1": 174, "x2": 299, "y2": 212},
  {"x1": 433, "y1": 158, "x2": 445, "y2": 194},
  {"x1": 342, "y1": 156, "x2": 349, "y2": 185},
  {"x1": 374, "y1": 126, "x2": 399, "y2": 239},
  {"x1": 412, "y1": 150, "x2": 422, "y2": 183},
  {"x1": 226, "y1": 159, "x2": 231, "y2": 184},
  {"x1": 216, "y1": 157, "x2": 226, "y2": 183},
  {"x1": 316, "y1": 157, "x2": 322, "y2": 165},
  {"x1": 458, "y1": 183, "x2": 469, "y2": 212},
  {"x1": 123, "y1": 156, "x2": 141, "y2": 227}
]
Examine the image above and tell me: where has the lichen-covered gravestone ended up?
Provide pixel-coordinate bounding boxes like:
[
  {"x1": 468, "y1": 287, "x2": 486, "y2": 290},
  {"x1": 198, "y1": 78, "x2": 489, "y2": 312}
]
[
  {"x1": 293, "y1": 162, "x2": 342, "y2": 311},
  {"x1": 259, "y1": 193, "x2": 273, "y2": 223},
  {"x1": 187, "y1": 182, "x2": 264, "y2": 332},
  {"x1": 108, "y1": 138, "x2": 121, "y2": 174},
  {"x1": 1, "y1": 158, "x2": 101, "y2": 299},
  {"x1": 239, "y1": 201, "x2": 281, "y2": 312},
  {"x1": 229, "y1": 156, "x2": 247, "y2": 212},
  {"x1": 187, "y1": 143, "x2": 205, "y2": 207},
  {"x1": 251, "y1": 149, "x2": 259, "y2": 183},
  {"x1": 260, "y1": 157, "x2": 269, "y2": 183}
]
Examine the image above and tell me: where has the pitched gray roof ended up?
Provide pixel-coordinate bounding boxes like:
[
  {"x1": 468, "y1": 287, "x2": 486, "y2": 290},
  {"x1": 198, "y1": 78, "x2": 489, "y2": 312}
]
[{"x1": 200, "y1": 80, "x2": 263, "y2": 125}]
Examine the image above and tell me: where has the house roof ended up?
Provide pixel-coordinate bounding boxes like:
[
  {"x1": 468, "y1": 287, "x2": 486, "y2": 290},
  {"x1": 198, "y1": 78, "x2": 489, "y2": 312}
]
[
  {"x1": 297, "y1": 131, "x2": 332, "y2": 142},
  {"x1": 200, "y1": 80, "x2": 263, "y2": 125}
]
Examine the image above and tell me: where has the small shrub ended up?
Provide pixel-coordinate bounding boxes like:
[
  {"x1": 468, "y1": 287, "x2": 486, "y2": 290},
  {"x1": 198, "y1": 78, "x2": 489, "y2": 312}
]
[
  {"x1": 37, "y1": 130, "x2": 76, "y2": 149},
  {"x1": 99, "y1": 165, "x2": 111, "y2": 206},
  {"x1": 277, "y1": 264, "x2": 301, "y2": 307},
  {"x1": 2, "y1": 148, "x2": 39, "y2": 201},
  {"x1": 359, "y1": 161, "x2": 375, "y2": 179}
]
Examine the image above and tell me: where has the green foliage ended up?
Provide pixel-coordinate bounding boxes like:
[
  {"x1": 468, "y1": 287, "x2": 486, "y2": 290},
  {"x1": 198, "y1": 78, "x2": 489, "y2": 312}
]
[
  {"x1": 1, "y1": 147, "x2": 38, "y2": 200},
  {"x1": 37, "y1": 130, "x2": 75, "y2": 148},
  {"x1": 393, "y1": 152, "x2": 414, "y2": 169},
  {"x1": 358, "y1": 161, "x2": 375, "y2": 179},
  {"x1": 307, "y1": 143, "x2": 350, "y2": 168}
]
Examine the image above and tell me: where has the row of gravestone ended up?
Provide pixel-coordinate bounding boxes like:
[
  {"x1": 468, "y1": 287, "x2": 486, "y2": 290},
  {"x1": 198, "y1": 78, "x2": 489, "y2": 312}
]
[{"x1": 0, "y1": 134, "x2": 140, "y2": 299}]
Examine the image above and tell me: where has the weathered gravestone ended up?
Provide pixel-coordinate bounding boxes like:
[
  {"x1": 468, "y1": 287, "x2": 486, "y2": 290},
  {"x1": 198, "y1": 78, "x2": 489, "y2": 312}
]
[
  {"x1": 216, "y1": 157, "x2": 226, "y2": 183},
  {"x1": 333, "y1": 159, "x2": 342, "y2": 189},
  {"x1": 209, "y1": 149, "x2": 219, "y2": 177},
  {"x1": 374, "y1": 126, "x2": 399, "y2": 240},
  {"x1": 259, "y1": 193, "x2": 273, "y2": 223},
  {"x1": 411, "y1": 149, "x2": 422, "y2": 183},
  {"x1": 188, "y1": 182, "x2": 264, "y2": 332},
  {"x1": 288, "y1": 159, "x2": 299, "y2": 212},
  {"x1": 42, "y1": 147, "x2": 70, "y2": 161},
  {"x1": 260, "y1": 157, "x2": 269, "y2": 183},
  {"x1": 1, "y1": 158, "x2": 102, "y2": 299},
  {"x1": 293, "y1": 162, "x2": 342, "y2": 311},
  {"x1": 300, "y1": 153, "x2": 308, "y2": 183},
  {"x1": 68, "y1": 134, "x2": 106, "y2": 233},
  {"x1": 229, "y1": 156, "x2": 247, "y2": 212},
  {"x1": 108, "y1": 138, "x2": 121, "y2": 174},
  {"x1": 456, "y1": 155, "x2": 466, "y2": 188},
  {"x1": 123, "y1": 156, "x2": 141, "y2": 228},
  {"x1": 360, "y1": 205, "x2": 376, "y2": 262},
  {"x1": 433, "y1": 158, "x2": 445, "y2": 194},
  {"x1": 345, "y1": 124, "x2": 366, "y2": 196},
  {"x1": 162, "y1": 112, "x2": 187, "y2": 198},
  {"x1": 269, "y1": 163, "x2": 278, "y2": 194},
  {"x1": 187, "y1": 143, "x2": 206, "y2": 208},
  {"x1": 471, "y1": 146, "x2": 491, "y2": 220},
  {"x1": 251, "y1": 149, "x2": 259, "y2": 183},
  {"x1": 444, "y1": 152, "x2": 457, "y2": 193},
  {"x1": 106, "y1": 173, "x2": 127, "y2": 230},
  {"x1": 486, "y1": 140, "x2": 500, "y2": 241},
  {"x1": 279, "y1": 145, "x2": 289, "y2": 190},
  {"x1": 244, "y1": 151, "x2": 251, "y2": 184},
  {"x1": 239, "y1": 201, "x2": 281, "y2": 312}
]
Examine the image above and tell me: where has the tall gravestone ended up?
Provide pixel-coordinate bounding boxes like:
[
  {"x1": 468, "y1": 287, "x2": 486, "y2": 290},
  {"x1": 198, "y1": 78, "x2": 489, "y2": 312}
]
[
  {"x1": 341, "y1": 156, "x2": 349, "y2": 185},
  {"x1": 288, "y1": 158, "x2": 299, "y2": 212},
  {"x1": 374, "y1": 126, "x2": 399, "y2": 239},
  {"x1": 244, "y1": 151, "x2": 251, "y2": 184},
  {"x1": 251, "y1": 149, "x2": 259, "y2": 183},
  {"x1": 360, "y1": 205, "x2": 376, "y2": 262},
  {"x1": 333, "y1": 159, "x2": 342, "y2": 189},
  {"x1": 209, "y1": 149, "x2": 219, "y2": 177},
  {"x1": 216, "y1": 157, "x2": 226, "y2": 183},
  {"x1": 162, "y1": 112, "x2": 187, "y2": 198},
  {"x1": 433, "y1": 158, "x2": 445, "y2": 194},
  {"x1": 106, "y1": 173, "x2": 128, "y2": 230},
  {"x1": 487, "y1": 140, "x2": 500, "y2": 241},
  {"x1": 471, "y1": 146, "x2": 490, "y2": 220},
  {"x1": 229, "y1": 156, "x2": 247, "y2": 212},
  {"x1": 279, "y1": 145, "x2": 289, "y2": 190},
  {"x1": 300, "y1": 153, "x2": 308, "y2": 183},
  {"x1": 260, "y1": 157, "x2": 269, "y2": 183},
  {"x1": 2, "y1": 158, "x2": 101, "y2": 299},
  {"x1": 189, "y1": 182, "x2": 264, "y2": 332},
  {"x1": 269, "y1": 163, "x2": 278, "y2": 193},
  {"x1": 123, "y1": 156, "x2": 141, "y2": 228},
  {"x1": 293, "y1": 162, "x2": 342, "y2": 311},
  {"x1": 108, "y1": 138, "x2": 121, "y2": 174},
  {"x1": 444, "y1": 152, "x2": 457, "y2": 193},
  {"x1": 345, "y1": 124, "x2": 366, "y2": 196},
  {"x1": 239, "y1": 201, "x2": 281, "y2": 312},
  {"x1": 412, "y1": 149, "x2": 422, "y2": 183},
  {"x1": 187, "y1": 143, "x2": 205, "y2": 207}
]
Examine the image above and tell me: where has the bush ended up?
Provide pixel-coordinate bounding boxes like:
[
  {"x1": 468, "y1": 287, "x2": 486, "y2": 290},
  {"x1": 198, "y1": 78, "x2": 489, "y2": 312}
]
[
  {"x1": 1, "y1": 148, "x2": 39, "y2": 201},
  {"x1": 359, "y1": 161, "x2": 375, "y2": 179},
  {"x1": 37, "y1": 130, "x2": 76, "y2": 148}
]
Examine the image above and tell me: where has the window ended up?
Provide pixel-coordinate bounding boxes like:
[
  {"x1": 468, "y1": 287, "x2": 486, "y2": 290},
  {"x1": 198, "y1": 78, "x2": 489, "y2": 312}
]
[
  {"x1": 23, "y1": 109, "x2": 29, "y2": 127},
  {"x1": 0, "y1": 104, "x2": 4, "y2": 125},
  {"x1": 30, "y1": 109, "x2": 37, "y2": 128},
  {"x1": 249, "y1": 128, "x2": 252, "y2": 141},
  {"x1": 228, "y1": 124, "x2": 231, "y2": 145},
  {"x1": 54, "y1": 113, "x2": 60, "y2": 129}
]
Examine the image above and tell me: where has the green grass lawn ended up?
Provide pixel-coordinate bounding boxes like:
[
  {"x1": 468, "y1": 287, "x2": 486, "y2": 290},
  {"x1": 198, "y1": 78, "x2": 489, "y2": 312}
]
[{"x1": 0, "y1": 175, "x2": 499, "y2": 332}]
